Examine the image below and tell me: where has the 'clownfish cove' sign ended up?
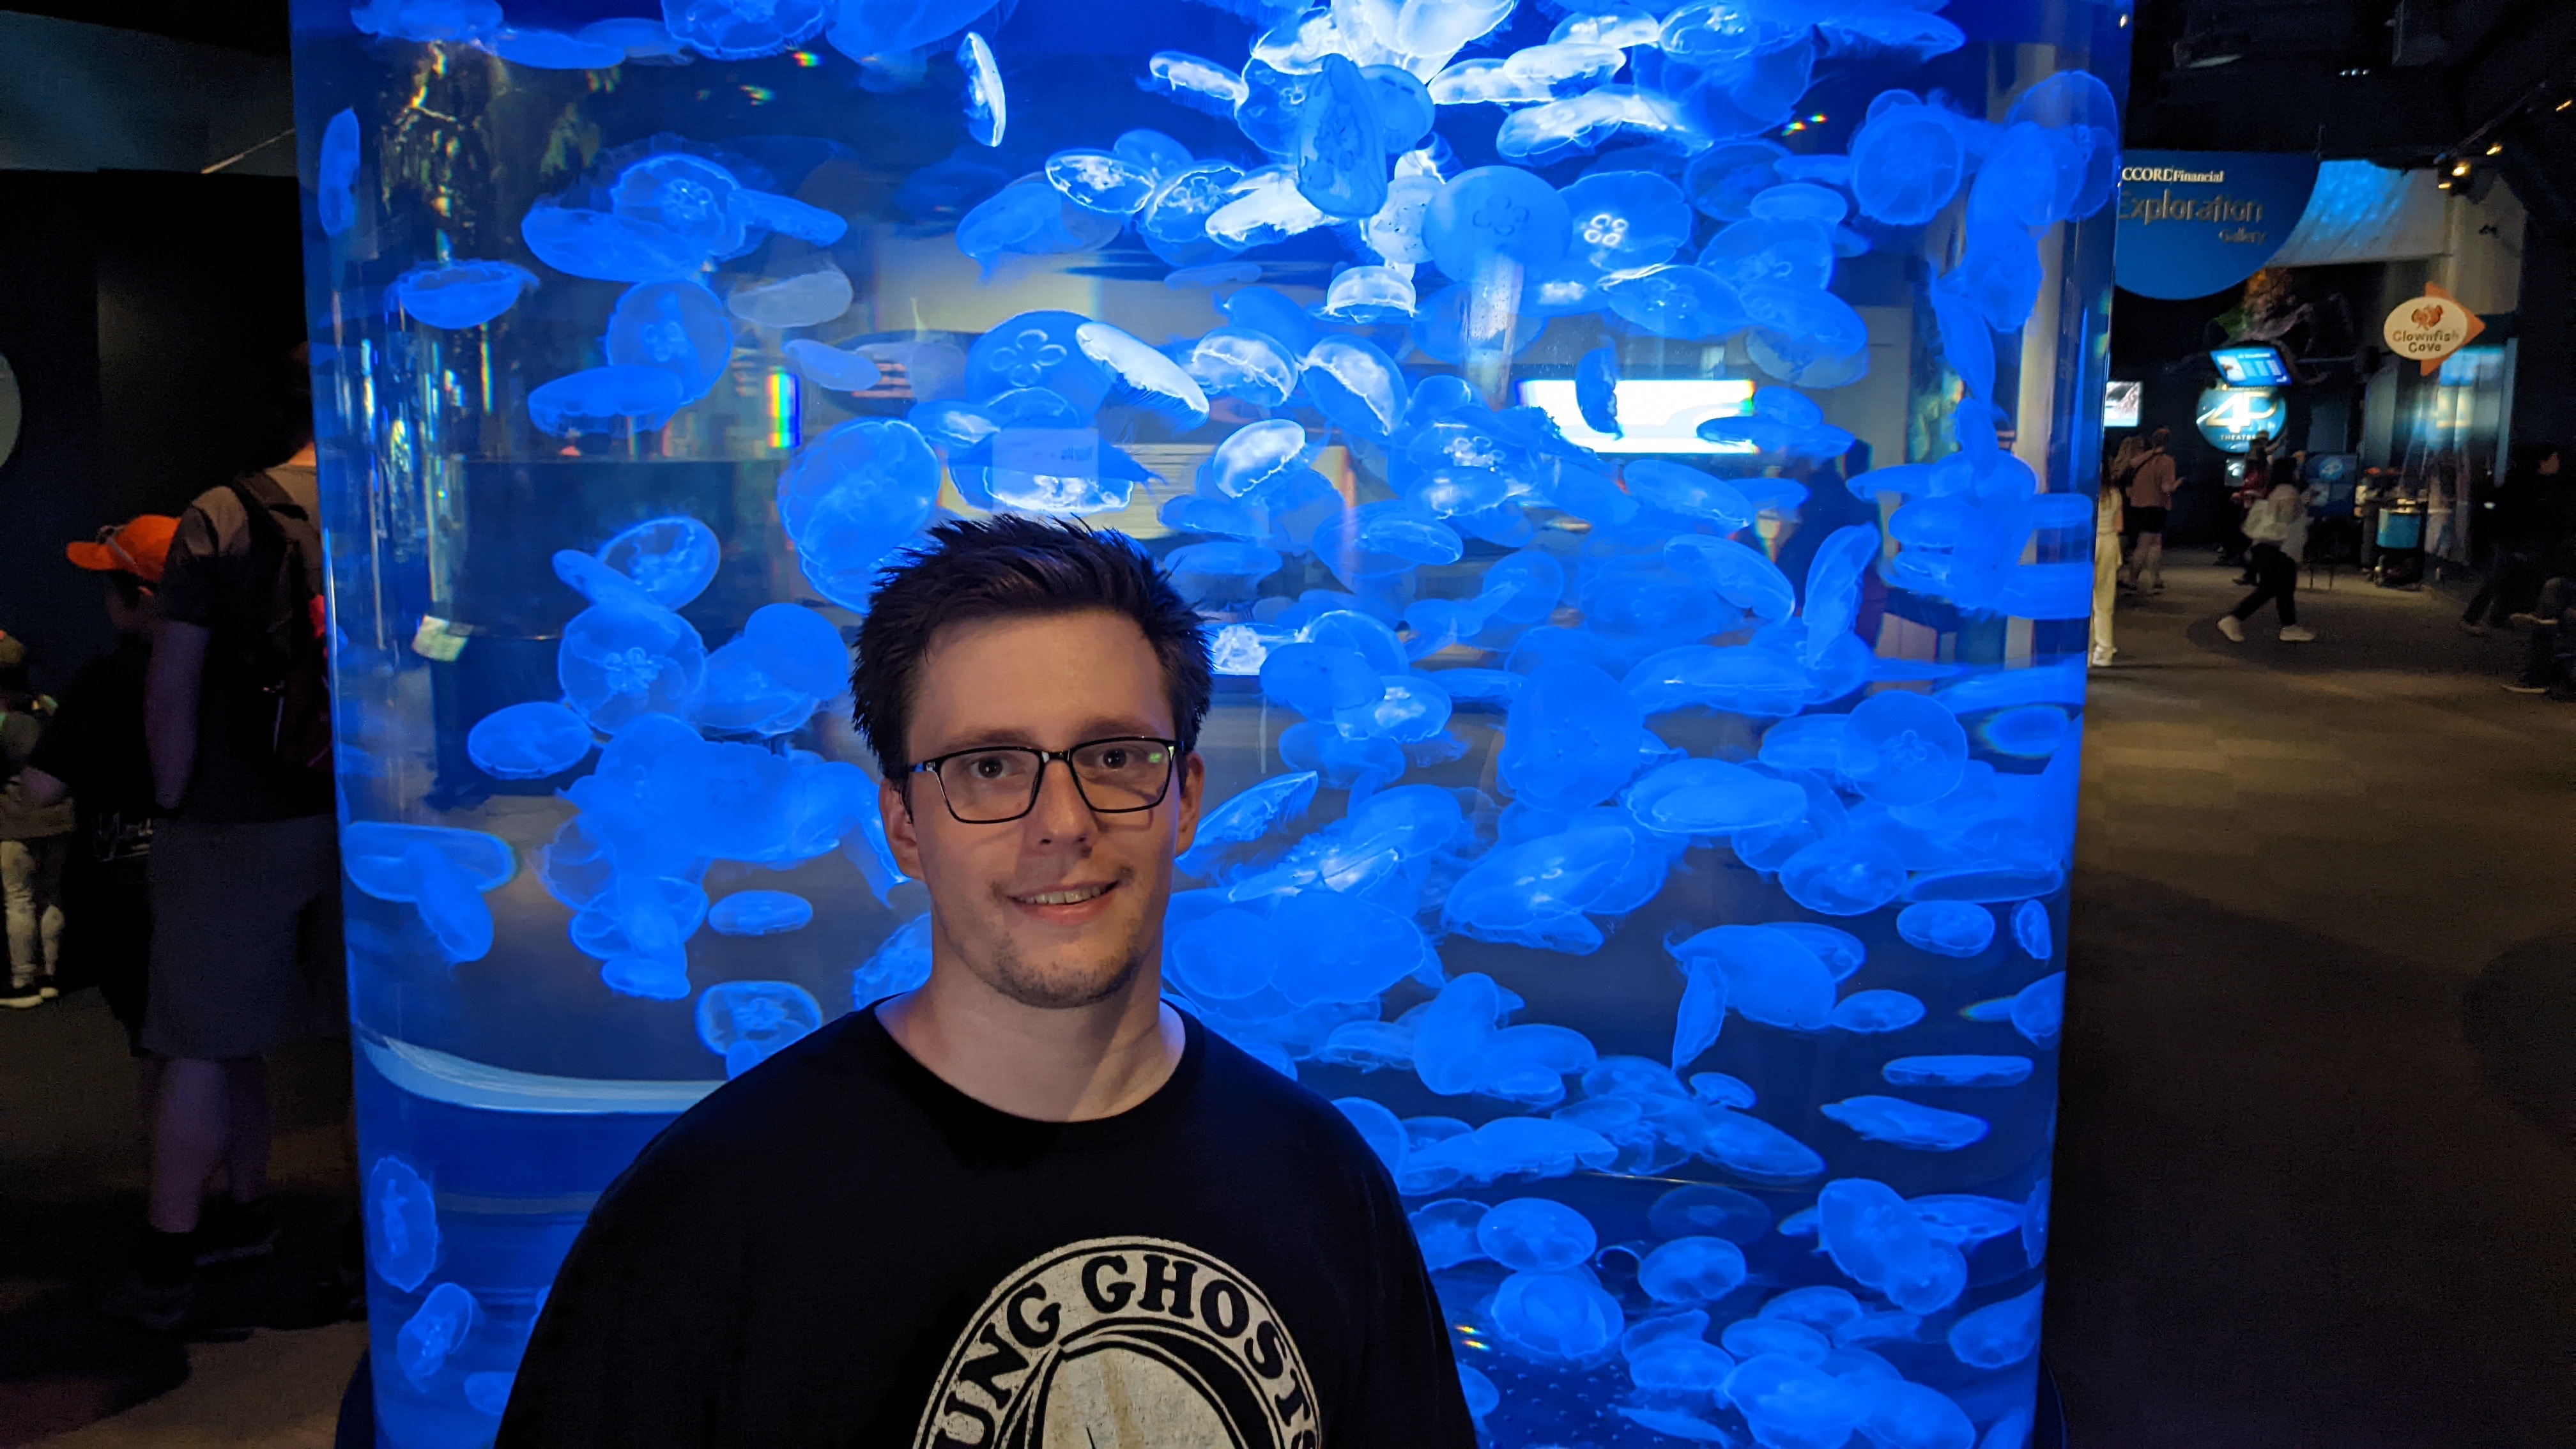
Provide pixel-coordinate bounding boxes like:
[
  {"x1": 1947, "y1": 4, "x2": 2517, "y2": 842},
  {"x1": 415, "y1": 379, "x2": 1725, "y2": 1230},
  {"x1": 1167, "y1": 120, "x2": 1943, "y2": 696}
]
[
  {"x1": 2382, "y1": 282, "x2": 2485, "y2": 373},
  {"x1": 2113, "y1": 151, "x2": 2321, "y2": 300}
]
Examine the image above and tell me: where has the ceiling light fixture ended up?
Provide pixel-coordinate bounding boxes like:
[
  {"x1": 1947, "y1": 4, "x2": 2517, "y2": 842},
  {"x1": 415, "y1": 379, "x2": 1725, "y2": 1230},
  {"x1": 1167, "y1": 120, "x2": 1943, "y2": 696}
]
[{"x1": 2452, "y1": 161, "x2": 2472, "y2": 176}]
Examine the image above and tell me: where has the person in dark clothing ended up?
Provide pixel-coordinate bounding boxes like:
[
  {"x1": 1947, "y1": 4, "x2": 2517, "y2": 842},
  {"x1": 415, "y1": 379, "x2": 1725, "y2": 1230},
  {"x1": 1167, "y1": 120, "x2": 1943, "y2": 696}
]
[
  {"x1": 19, "y1": 516, "x2": 178, "y2": 1051},
  {"x1": 2504, "y1": 576, "x2": 2576, "y2": 696},
  {"x1": 2461, "y1": 446, "x2": 2564, "y2": 633},
  {"x1": 500, "y1": 519, "x2": 1476, "y2": 1449}
]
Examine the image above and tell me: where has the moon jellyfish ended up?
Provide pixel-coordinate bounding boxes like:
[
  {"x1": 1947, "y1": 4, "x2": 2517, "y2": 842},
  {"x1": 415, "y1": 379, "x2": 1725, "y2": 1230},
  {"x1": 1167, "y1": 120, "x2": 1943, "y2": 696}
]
[
  {"x1": 466, "y1": 702, "x2": 593, "y2": 780},
  {"x1": 1627, "y1": 461, "x2": 1756, "y2": 528},
  {"x1": 1144, "y1": 49, "x2": 1247, "y2": 112},
  {"x1": 1670, "y1": 925, "x2": 1835, "y2": 1032},
  {"x1": 396, "y1": 1282, "x2": 480, "y2": 1388},
  {"x1": 1896, "y1": 900, "x2": 1995, "y2": 958},
  {"x1": 1980, "y1": 704, "x2": 2070, "y2": 758},
  {"x1": 1294, "y1": 56, "x2": 1388, "y2": 220},
  {"x1": 1301, "y1": 336, "x2": 1406, "y2": 441},
  {"x1": 1816, "y1": 1177, "x2": 1968, "y2": 1314},
  {"x1": 706, "y1": 890, "x2": 814, "y2": 936},
  {"x1": 1822, "y1": 1095, "x2": 1989, "y2": 1151},
  {"x1": 1883, "y1": 1055, "x2": 2032, "y2": 1088},
  {"x1": 1314, "y1": 265, "x2": 1417, "y2": 324},
  {"x1": 317, "y1": 109, "x2": 360, "y2": 236},
  {"x1": 558, "y1": 603, "x2": 707, "y2": 730},
  {"x1": 1666, "y1": 536, "x2": 1796, "y2": 621},
  {"x1": 1425, "y1": 165, "x2": 1571, "y2": 282},
  {"x1": 1477, "y1": 1198, "x2": 1598, "y2": 1273},
  {"x1": 597, "y1": 516, "x2": 719, "y2": 610},
  {"x1": 463, "y1": 1370, "x2": 515, "y2": 1416},
  {"x1": 1948, "y1": 1284, "x2": 2044, "y2": 1368},
  {"x1": 1408, "y1": 1199, "x2": 1491, "y2": 1271},
  {"x1": 1561, "y1": 170, "x2": 1692, "y2": 272},
  {"x1": 696, "y1": 979, "x2": 824, "y2": 1077},
  {"x1": 785, "y1": 339, "x2": 884, "y2": 394},
  {"x1": 1625, "y1": 758, "x2": 1807, "y2": 835},
  {"x1": 1830, "y1": 990, "x2": 1926, "y2": 1034},
  {"x1": 1638, "y1": 1236, "x2": 1748, "y2": 1304},
  {"x1": 1859, "y1": 1381, "x2": 1976, "y2": 1449},
  {"x1": 394, "y1": 259, "x2": 535, "y2": 328},
  {"x1": 1779, "y1": 836, "x2": 1907, "y2": 917},
  {"x1": 522, "y1": 204, "x2": 702, "y2": 284},
  {"x1": 2010, "y1": 972, "x2": 2066, "y2": 1045},
  {"x1": 1499, "y1": 663, "x2": 1644, "y2": 813},
  {"x1": 2012, "y1": 899, "x2": 2053, "y2": 960},
  {"x1": 1490, "y1": 1269, "x2": 1625, "y2": 1367},
  {"x1": 1722, "y1": 1317, "x2": 1830, "y2": 1365},
  {"x1": 1724, "y1": 1354, "x2": 1866, "y2": 1449},
  {"x1": 1075, "y1": 321, "x2": 1210, "y2": 426},
  {"x1": 1576, "y1": 345, "x2": 1621, "y2": 436},
  {"x1": 606, "y1": 280, "x2": 733, "y2": 403},
  {"x1": 1839, "y1": 689, "x2": 1968, "y2": 806},
  {"x1": 726, "y1": 267, "x2": 854, "y2": 328},
  {"x1": 528, "y1": 365, "x2": 687, "y2": 435},
  {"x1": 958, "y1": 31, "x2": 1006, "y2": 146},
  {"x1": 1650, "y1": 1183, "x2": 1772, "y2": 1245},
  {"x1": 1183, "y1": 329, "x2": 1301, "y2": 408},
  {"x1": 663, "y1": 0, "x2": 830, "y2": 59},
  {"x1": 1602, "y1": 264, "x2": 1749, "y2": 341},
  {"x1": 366, "y1": 1156, "x2": 441, "y2": 1292}
]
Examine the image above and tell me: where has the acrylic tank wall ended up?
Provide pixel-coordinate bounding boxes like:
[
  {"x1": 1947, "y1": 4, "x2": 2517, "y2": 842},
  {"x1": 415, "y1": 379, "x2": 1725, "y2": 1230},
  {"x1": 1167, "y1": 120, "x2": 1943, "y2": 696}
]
[{"x1": 291, "y1": 0, "x2": 2127, "y2": 1443}]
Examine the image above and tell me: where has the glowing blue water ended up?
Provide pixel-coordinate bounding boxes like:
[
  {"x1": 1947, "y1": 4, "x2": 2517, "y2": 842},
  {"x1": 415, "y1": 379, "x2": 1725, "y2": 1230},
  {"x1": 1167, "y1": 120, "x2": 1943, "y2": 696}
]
[{"x1": 298, "y1": 0, "x2": 2120, "y2": 1440}]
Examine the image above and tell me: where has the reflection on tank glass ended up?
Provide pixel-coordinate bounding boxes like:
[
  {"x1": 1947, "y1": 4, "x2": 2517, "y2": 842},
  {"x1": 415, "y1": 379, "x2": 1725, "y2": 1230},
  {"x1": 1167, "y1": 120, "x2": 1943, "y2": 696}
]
[{"x1": 292, "y1": 0, "x2": 2125, "y2": 1442}]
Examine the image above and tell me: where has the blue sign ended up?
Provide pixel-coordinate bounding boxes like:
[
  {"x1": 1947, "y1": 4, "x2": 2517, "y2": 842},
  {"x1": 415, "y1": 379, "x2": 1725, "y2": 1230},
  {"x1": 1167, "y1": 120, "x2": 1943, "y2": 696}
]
[
  {"x1": 2115, "y1": 151, "x2": 2320, "y2": 300},
  {"x1": 2195, "y1": 387, "x2": 2287, "y2": 453}
]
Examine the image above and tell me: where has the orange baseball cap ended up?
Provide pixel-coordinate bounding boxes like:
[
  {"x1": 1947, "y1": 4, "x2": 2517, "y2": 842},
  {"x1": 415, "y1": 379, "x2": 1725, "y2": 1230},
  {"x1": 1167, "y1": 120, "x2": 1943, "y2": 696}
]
[{"x1": 66, "y1": 515, "x2": 180, "y2": 583}]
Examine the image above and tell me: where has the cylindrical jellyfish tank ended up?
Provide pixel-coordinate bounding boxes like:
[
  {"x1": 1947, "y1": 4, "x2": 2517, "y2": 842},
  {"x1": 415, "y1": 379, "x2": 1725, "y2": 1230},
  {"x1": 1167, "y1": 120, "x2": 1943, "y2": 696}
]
[{"x1": 292, "y1": 0, "x2": 2125, "y2": 1443}]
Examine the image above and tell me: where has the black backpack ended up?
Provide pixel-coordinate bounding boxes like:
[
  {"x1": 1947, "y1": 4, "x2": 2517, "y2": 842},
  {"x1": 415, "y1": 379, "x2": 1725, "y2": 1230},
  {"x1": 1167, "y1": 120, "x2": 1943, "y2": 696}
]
[{"x1": 217, "y1": 470, "x2": 333, "y2": 780}]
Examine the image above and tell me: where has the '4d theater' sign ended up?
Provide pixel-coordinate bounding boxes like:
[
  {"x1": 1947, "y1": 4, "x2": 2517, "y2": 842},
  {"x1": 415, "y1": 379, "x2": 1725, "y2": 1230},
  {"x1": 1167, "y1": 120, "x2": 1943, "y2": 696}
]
[
  {"x1": 2115, "y1": 151, "x2": 2321, "y2": 300},
  {"x1": 2195, "y1": 387, "x2": 2287, "y2": 454},
  {"x1": 2382, "y1": 282, "x2": 2486, "y2": 374}
]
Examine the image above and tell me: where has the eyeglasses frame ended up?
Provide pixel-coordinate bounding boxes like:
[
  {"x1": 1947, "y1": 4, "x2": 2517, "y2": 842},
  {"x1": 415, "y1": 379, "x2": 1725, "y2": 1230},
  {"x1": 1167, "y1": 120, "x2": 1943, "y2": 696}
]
[{"x1": 907, "y1": 735, "x2": 1186, "y2": 825}]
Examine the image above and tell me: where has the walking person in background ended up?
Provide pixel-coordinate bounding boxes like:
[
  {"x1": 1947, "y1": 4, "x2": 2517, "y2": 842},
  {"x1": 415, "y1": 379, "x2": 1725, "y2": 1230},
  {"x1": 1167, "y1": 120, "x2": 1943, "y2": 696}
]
[
  {"x1": 19, "y1": 516, "x2": 180, "y2": 1061},
  {"x1": 2219, "y1": 458, "x2": 2318, "y2": 643},
  {"x1": 2459, "y1": 445, "x2": 2562, "y2": 634},
  {"x1": 103, "y1": 358, "x2": 339, "y2": 1332},
  {"x1": 1, "y1": 656, "x2": 77, "y2": 1008},
  {"x1": 2093, "y1": 441, "x2": 2135, "y2": 667},
  {"x1": 2120, "y1": 427, "x2": 2180, "y2": 593}
]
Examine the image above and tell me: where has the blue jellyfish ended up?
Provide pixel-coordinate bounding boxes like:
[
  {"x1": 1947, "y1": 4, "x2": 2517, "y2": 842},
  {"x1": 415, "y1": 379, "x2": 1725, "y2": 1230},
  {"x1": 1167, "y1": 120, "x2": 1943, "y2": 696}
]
[
  {"x1": 954, "y1": 181, "x2": 1067, "y2": 273},
  {"x1": 707, "y1": 890, "x2": 814, "y2": 937},
  {"x1": 466, "y1": 702, "x2": 592, "y2": 781},
  {"x1": 1778, "y1": 836, "x2": 1908, "y2": 917},
  {"x1": 557, "y1": 602, "x2": 707, "y2": 730},
  {"x1": 2012, "y1": 899, "x2": 2053, "y2": 960},
  {"x1": 485, "y1": 27, "x2": 628, "y2": 68},
  {"x1": 2010, "y1": 971, "x2": 2066, "y2": 1045},
  {"x1": 316, "y1": 109, "x2": 360, "y2": 237},
  {"x1": 393, "y1": 259, "x2": 535, "y2": 328},
  {"x1": 1816, "y1": 1177, "x2": 1968, "y2": 1315},
  {"x1": 1294, "y1": 56, "x2": 1389, "y2": 220},
  {"x1": 1260, "y1": 643, "x2": 1382, "y2": 719},
  {"x1": 1489, "y1": 1269, "x2": 1625, "y2": 1366},
  {"x1": 1823, "y1": 1096, "x2": 1991, "y2": 1151},
  {"x1": 1650, "y1": 1183, "x2": 1771, "y2": 1244},
  {"x1": 662, "y1": 0, "x2": 829, "y2": 59},
  {"x1": 1883, "y1": 1055, "x2": 2034, "y2": 1088},
  {"x1": 1830, "y1": 990, "x2": 1926, "y2": 1033},
  {"x1": 1276, "y1": 723, "x2": 1406, "y2": 794},
  {"x1": 1724, "y1": 1354, "x2": 1866, "y2": 1449},
  {"x1": 1980, "y1": 703, "x2": 2070, "y2": 758},
  {"x1": 463, "y1": 1370, "x2": 515, "y2": 1416},
  {"x1": 1075, "y1": 321, "x2": 1209, "y2": 427},
  {"x1": 1176, "y1": 770, "x2": 1317, "y2": 880},
  {"x1": 1142, "y1": 49, "x2": 1248, "y2": 113},
  {"x1": 603, "y1": 153, "x2": 744, "y2": 252},
  {"x1": 1045, "y1": 150, "x2": 1160, "y2": 217},
  {"x1": 1670, "y1": 925, "x2": 1836, "y2": 1032},
  {"x1": 1897, "y1": 900, "x2": 1995, "y2": 958},
  {"x1": 1164, "y1": 541, "x2": 1283, "y2": 605},
  {"x1": 696, "y1": 980, "x2": 825, "y2": 1077},
  {"x1": 957, "y1": 31, "x2": 1006, "y2": 146},
  {"x1": 1268, "y1": 891, "x2": 1429, "y2": 1006},
  {"x1": 1839, "y1": 689, "x2": 1968, "y2": 807},
  {"x1": 1332, "y1": 1096, "x2": 1409, "y2": 1177},
  {"x1": 1499, "y1": 663, "x2": 1645, "y2": 813},
  {"x1": 1183, "y1": 330, "x2": 1301, "y2": 408},
  {"x1": 1600, "y1": 264, "x2": 1749, "y2": 341},
  {"x1": 783, "y1": 339, "x2": 882, "y2": 395},
  {"x1": 1665, "y1": 536, "x2": 1796, "y2": 623},
  {"x1": 1638, "y1": 1236, "x2": 1749, "y2": 1305},
  {"x1": 1759, "y1": 1285, "x2": 1865, "y2": 1335},
  {"x1": 1408, "y1": 1198, "x2": 1490, "y2": 1270},
  {"x1": 1625, "y1": 461, "x2": 1756, "y2": 528},
  {"x1": 1575, "y1": 345, "x2": 1621, "y2": 437},
  {"x1": 1949, "y1": 1284, "x2": 2044, "y2": 1369},
  {"x1": 726, "y1": 268, "x2": 853, "y2": 329},
  {"x1": 1303, "y1": 335, "x2": 1407, "y2": 441},
  {"x1": 597, "y1": 516, "x2": 720, "y2": 611},
  {"x1": 342, "y1": 822, "x2": 515, "y2": 901},
  {"x1": 1457, "y1": 1363, "x2": 1500, "y2": 1422},
  {"x1": 1722, "y1": 1317, "x2": 1831, "y2": 1365},
  {"x1": 1561, "y1": 170, "x2": 1694, "y2": 272},
  {"x1": 1625, "y1": 758, "x2": 1807, "y2": 836},
  {"x1": 1672, "y1": 963, "x2": 1726, "y2": 1070},
  {"x1": 1477, "y1": 1198, "x2": 1598, "y2": 1273},
  {"x1": 1850, "y1": 99, "x2": 1965, "y2": 226},
  {"x1": 396, "y1": 1281, "x2": 480, "y2": 1388},
  {"x1": 853, "y1": 914, "x2": 933, "y2": 1004},
  {"x1": 604, "y1": 280, "x2": 733, "y2": 404},
  {"x1": 521, "y1": 203, "x2": 702, "y2": 284},
  {"x1": 777, "y1": 418, "x2": 941, "y2": 608},
  {"x1": 529, "y1": 365, "x2": 688, "y2": 435},
  {"x1": 1314, "y1": 264, "x2": 1417, "y2": 325},
  {"x1": 366, "y1": 1155, "x2": 440, "y2": 1292},
  {"x1": 1859, "y1": 1381, "x2": 1977, "y2": 1449},
  {"x1": 1423, "y1": 165, "x2": 1572, "y2": 282},
  {"x1": 1908, "y1": 1195, "x2": 2025, "y2": 1250}
]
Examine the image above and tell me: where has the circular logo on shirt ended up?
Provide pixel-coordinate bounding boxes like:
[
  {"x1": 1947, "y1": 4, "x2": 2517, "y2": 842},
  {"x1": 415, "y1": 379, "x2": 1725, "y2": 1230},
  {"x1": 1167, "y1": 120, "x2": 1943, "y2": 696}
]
[{"x1": 912, "y1": 1238, "x2": 1319, "y2": 1449}]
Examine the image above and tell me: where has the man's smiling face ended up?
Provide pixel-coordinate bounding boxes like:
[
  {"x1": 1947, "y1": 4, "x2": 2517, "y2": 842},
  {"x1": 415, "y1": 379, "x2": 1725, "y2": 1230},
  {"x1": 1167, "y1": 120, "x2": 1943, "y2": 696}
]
[{"x1": 883, "y1": 608, "x2": 1202, "y2": 1010}]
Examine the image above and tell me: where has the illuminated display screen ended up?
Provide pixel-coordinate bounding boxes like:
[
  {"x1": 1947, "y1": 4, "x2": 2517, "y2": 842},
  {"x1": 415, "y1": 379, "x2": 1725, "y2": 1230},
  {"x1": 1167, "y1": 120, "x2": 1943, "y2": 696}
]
[
  {"x1": 2104, "y1": 379, "x2": 2142, "y2": 428},
  {"x1": 1518, "y1": 378, "x2": 1759, "y2": 454},
  {"x1": 2211, "y1": 346, "x2": 2292, "y2": 387}
]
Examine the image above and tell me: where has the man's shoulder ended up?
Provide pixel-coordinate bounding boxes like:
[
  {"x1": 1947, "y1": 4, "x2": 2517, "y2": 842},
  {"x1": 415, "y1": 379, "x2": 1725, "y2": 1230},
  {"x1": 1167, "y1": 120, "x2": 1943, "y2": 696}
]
[
  {"x1": 1188, "y1": 1022, "x2": 1386, "y2": 1165},
  {"x1": 602, "y1": 1013, "x2": 885, "y2": 1204}
]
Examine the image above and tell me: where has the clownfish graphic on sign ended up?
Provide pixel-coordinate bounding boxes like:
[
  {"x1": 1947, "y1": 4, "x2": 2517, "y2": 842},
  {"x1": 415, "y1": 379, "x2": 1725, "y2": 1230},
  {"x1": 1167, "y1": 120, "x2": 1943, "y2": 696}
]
[
  {"x1": 2384, "y1": 282, "x2": 2485, "y2": 374},
  {"x1": 914, "y1": 1238, "x2": 1321, "y2": 1449}
]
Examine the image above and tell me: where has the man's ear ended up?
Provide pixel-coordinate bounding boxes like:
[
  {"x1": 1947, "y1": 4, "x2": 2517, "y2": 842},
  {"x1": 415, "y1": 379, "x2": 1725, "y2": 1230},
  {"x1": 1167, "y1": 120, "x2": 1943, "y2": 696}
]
[
  {"x1": 882, "y1": 776, "x2": 925, "y2": 879},
  {"x1": 1170, "y1": 749, "x2": 1206, "y2": 856}
]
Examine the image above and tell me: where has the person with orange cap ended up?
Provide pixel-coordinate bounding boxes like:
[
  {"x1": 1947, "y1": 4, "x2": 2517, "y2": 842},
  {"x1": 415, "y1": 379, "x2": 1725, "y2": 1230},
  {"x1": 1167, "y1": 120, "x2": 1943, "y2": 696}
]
[{"x1": 11, "y1": 517, "x2": 178, "y2": 1066}]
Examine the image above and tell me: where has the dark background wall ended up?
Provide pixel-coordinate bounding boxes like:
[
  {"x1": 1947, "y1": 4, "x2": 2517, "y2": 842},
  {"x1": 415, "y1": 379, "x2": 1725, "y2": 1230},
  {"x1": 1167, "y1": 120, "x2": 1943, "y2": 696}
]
[{"x1": 0, "y1": 171, "x2": 302, "y2": 690}]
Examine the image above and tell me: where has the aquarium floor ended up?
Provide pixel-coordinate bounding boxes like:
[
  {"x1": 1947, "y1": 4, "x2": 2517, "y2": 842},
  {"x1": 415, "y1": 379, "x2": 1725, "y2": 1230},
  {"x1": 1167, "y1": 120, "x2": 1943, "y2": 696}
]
[{"x1": 3, "y1": 558, "x2": 2570, "y2": 1448}]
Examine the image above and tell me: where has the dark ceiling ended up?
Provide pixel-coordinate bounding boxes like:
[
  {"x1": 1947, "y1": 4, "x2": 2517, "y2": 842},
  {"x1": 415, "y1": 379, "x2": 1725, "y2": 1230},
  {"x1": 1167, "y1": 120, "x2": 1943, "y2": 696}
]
[{"x1": 8, "y1": 0, "x2": 289, "y2": 56}]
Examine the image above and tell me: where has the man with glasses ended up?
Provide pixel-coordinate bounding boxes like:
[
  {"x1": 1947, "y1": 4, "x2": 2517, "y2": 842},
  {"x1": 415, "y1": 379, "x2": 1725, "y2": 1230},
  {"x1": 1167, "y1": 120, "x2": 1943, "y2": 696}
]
[{"x1": 503, "y1": 518, "x2": 1475, "y2": 1447}]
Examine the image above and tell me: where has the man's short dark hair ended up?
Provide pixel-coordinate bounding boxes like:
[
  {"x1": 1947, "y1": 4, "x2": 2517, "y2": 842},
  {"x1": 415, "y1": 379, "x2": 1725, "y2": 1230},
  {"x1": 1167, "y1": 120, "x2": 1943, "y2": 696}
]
[{"x1": 850, "y1": 517, "x2": 1211, "y2": 777}]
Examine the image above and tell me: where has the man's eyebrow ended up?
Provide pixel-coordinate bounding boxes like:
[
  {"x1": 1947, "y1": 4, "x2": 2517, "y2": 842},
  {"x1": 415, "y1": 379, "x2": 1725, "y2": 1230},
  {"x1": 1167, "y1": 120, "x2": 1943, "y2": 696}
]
[{"x1": 916, "y1": 718, "x2": 1169, "y2": 755}]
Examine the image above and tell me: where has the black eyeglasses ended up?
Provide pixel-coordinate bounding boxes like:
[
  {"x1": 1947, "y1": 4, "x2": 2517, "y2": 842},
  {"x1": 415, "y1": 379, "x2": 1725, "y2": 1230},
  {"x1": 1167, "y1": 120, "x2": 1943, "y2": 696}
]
[{"x1": 909, "y1": 737, "x2": 1182, "y2": 825}]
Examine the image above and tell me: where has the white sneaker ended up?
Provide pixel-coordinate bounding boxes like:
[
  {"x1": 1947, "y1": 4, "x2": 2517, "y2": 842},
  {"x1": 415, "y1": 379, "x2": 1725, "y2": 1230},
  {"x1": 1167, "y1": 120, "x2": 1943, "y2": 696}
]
[
  {"x1": 2217, "y1": 615, "x2": 2245, "y2": 642},
  {"x1": 2089, "y1": 648, "x2": 2116, "y2": 668},
  {"x1": 2278, "y1": 625, "x2": 2316, "y2": 642}
]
